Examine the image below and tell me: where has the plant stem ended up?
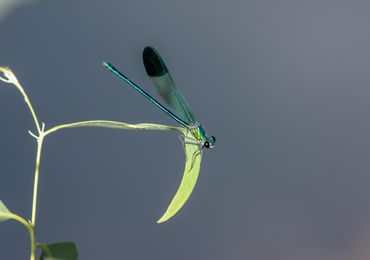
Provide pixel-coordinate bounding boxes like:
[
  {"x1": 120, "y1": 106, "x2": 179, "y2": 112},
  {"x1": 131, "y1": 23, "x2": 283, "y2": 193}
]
[
  {"x1": 1, "y1": 213, "x2": 35, "y2": 260},
  {"x1": 36, "y1": 243, "x2": 51, "y2": 256},
  {"x1": 31, "y1": 133, "x2": 44, "y2": 227},
  {"x1": 16, "y1": 74, "x2": 41, "y2": 260},
  {"x1": 15, "y1": 84, "x2": 41, "y2": 133},
  {"x1": 1, "y1": 67, "x2": 41, "y2": 259},
  {"x1": 29, "y1": 131, "x2": 45, "y2": 260},
  {"x1": 30, "y1": 226, "x2": 36, "y2": 260}
]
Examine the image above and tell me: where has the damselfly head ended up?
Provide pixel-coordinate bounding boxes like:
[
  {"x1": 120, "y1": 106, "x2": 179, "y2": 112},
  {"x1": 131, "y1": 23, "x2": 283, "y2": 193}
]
[{"x1": 204, "y1": 136, "x2": 216, "y2": 149}]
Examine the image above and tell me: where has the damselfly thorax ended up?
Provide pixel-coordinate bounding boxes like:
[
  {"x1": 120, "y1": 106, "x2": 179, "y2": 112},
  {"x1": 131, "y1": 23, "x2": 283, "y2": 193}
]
[{"x1": 188, "y1": 123, "x2": 215, "y2": 149}]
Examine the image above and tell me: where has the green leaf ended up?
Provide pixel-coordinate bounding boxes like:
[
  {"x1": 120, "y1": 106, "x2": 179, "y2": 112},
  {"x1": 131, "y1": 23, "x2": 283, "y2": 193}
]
[
  {"x1": 157, "y1": 131, "x2": 203, "y2": 223},
  {"x1": 39, "y1": 242, "x2": 78, "y2": 260},
  {"x1": 0, "y1": 200, "x2": 11, "y2": 222},
  {"x1": 44, "y1": 120, "x2": 203, "y2": 223},
  {"x1": 45, "y1": 121, "x2": 184, "y2": 136}
]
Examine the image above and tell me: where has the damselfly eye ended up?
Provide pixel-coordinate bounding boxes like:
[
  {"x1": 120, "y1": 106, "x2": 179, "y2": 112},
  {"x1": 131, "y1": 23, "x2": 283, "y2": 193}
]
[{"x1": 205, "y1": 136, "x2": 216, "y2": 149}]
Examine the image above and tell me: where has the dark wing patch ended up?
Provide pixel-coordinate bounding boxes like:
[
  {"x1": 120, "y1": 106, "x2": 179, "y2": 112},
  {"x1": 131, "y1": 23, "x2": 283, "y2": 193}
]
[
  {"x1": 142, "y1": 46, "x2": 168, "y2": 77},
  {"x1": 142, "y1": 46, "x2": 197, "y2": 124}
]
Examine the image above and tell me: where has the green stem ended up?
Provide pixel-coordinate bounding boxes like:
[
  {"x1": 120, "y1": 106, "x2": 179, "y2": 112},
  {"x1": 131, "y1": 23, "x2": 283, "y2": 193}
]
[
  {"x1": 1, "y1": 67, "x2": 41, "y2": 259},
  {"x1": 31, "y1": 132, "x2": 44, "y2": 227},
  {"x1": 15, "y1": 84, "x2": 41, "y2": 133},
  {"x1": 36, "y1": 243, "x2": 51, "y2": 257},
  {"x1": 30, "y1": 227, "x2": 36, "y2": 260},
  {"x1": 0, "y1": 67, "x2": 41, "y2": 132},
  {"x1": 16, "y1": 77, "x2": 43, "y2": 260},
  {"x1": 1, "y1": 213, "x2": 35, "y2": 260}
]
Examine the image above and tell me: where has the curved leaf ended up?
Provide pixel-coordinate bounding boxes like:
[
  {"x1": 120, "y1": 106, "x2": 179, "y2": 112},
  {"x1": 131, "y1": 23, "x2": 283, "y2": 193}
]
[
  {"x1": 157, "y1": 131, "x2": 202, "y2": 223},
  {"x1": 44, "y1": 121, "x2": 203, "y2": 223},
  {"x1": 0, "y1": 200, "x2": 10, "y2": 222}
]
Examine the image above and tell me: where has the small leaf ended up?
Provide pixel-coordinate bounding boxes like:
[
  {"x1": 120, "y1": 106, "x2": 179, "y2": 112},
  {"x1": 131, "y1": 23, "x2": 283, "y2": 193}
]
[
  {"x1": 157, "y1": 132, "x2": 203, "y2": 223},
  {"x1": 0, "y1": 66, "x2": 20, "y2": 85},
  {"x1": 39, "y1": 242, "x2": 78, "y2": 260},
  {"x1": 0, "y1": 200, "x2": 11, "y2": 222}
]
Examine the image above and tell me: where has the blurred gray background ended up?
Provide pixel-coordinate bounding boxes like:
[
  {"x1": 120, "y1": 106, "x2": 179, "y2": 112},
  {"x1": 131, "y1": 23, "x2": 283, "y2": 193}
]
[{"x1": 1, "y1": 0, "x2": 370, "y2": 259}]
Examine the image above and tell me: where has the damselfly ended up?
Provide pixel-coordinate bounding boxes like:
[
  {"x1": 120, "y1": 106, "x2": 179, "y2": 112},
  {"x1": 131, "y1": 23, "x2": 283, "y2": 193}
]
[{"x1": 103, "y1": 46, "x2": 215, "y2": 149}]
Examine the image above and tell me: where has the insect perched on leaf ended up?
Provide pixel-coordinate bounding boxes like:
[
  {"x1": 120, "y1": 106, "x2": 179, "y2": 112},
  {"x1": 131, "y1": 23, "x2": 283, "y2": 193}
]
[{"x1": 103, "y1": 46, "x2": 216, "y2": 150}]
